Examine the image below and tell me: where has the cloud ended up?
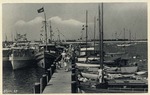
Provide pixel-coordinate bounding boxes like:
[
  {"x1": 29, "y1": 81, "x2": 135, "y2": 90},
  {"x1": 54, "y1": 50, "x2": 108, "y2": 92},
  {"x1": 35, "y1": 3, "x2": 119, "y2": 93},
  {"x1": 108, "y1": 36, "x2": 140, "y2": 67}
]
[
  {"x1": 15, "y1": 16, "x2": 44, "y2": 26},
  {"x1": 15, "y1": 20, "x2": 26, "y2": 26},
  {"x1": 14, "y1": 16, "x2": 86, "y2": 40},
  {"x1": 28, "y1": 17, "x2": 44, "y2": 25},
  {"x1": 48, "y1": 16, "x2": 84, "y2": 26}
]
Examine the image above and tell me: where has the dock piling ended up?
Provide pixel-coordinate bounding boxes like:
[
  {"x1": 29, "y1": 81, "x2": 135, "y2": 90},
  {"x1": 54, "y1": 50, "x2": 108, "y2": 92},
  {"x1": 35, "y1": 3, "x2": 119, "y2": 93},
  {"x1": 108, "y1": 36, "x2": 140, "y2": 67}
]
[
  {"x1": 33, "y1": 82, "x2": 40, "y2": 94},
  {"x1": 71, "y1": 73, "x2": 76, "y2": 81},
  {"x1": 47, "y1": 68, "x2": 52, "y2": 81},
  {"x1": 71, "y1": 81, "x2": 77, "y2": 93},
  {"x1": 40, "y1": 74, "x2": 47, "y2": 92},
  {"x1": 40, "y1": 78, "x2": 43, "y2": 93},
  {"x1": 51, "y1": 64, "x2": 55, "y2": 74}
]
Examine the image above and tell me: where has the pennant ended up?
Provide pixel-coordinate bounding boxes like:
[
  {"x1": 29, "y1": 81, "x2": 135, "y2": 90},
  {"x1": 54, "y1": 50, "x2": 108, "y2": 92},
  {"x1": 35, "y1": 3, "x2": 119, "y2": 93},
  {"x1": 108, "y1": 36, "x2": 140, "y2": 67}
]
[{"x1": 37, "y1": 7, "x2": 44, "y2": 13}]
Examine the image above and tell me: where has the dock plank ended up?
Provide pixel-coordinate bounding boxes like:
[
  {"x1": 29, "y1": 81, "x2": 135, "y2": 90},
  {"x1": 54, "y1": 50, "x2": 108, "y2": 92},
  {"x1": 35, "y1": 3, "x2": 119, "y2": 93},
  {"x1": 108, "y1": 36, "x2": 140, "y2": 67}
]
[{"x1": 43, "y1": 69, "x2": 71, "y2": 93}]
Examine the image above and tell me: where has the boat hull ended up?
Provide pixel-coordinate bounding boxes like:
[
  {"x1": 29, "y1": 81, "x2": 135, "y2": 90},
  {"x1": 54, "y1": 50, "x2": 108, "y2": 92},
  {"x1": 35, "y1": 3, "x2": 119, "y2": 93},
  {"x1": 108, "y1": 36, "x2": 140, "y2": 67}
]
[
  {"x1": 9, "y1": 56, "x2": 35, "y2": 70},
  {"x1": 80, "y1": 86, "x2": 148, "y2": 93},
  {"x1": 80, "y1": 81, "x2": 148, "y2": 93},
  {"x1": 3, "y1": 48, "x2": 12, "y2": 67},
  {"x1": 35, "y1": 51, "x2": 56, "y2": 69}
]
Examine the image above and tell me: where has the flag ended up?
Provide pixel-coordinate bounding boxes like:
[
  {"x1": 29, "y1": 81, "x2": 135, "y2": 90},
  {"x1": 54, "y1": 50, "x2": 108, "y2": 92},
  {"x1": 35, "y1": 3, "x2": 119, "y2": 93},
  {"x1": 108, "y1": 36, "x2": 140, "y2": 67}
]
[{"x1": 37, "y1": 7, "x2": 44, "y2": 13}]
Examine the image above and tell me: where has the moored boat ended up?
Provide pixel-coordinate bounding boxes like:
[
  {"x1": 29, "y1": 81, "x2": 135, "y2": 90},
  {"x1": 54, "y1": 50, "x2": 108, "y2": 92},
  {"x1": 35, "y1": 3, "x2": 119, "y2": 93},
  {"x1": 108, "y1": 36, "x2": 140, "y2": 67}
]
[
  {"x1": 35, "y1": 44, "x2": 58, "y2": 69},
  {"x1": 9, "y1": 47, "x2": 36, "y2": 70},
  {"x1": 3, "y1": 48, "x2": 11, "y2": 62}
]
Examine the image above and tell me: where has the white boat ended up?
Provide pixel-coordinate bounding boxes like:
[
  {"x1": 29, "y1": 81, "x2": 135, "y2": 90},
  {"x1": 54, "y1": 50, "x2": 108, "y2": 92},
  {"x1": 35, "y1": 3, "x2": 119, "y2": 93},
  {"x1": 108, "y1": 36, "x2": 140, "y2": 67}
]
[
  {"x1": 106, "y1": 66, "x2": 138, "y2": 74},
  {"x1": 9, "y1": 47, "x2": 35, "y2": 70},
  {"x1": 136, "y1": 71, "x2": 147, "y2": 75},
  {"x1": 81, "y1": 72, "x2": 98, "y2": 80},
  {"x1": 76, "y1": 62, "x2": 100, "y2": 68},
  {"x1": 3, "y1": 48, "x2": 11, "y2": 62},
  {"x1": 3, "y1": 47, "x2": 12, "y2": 67},
  {"x1": 117, "y1": 43, "x2": 131, "y2": 47}
]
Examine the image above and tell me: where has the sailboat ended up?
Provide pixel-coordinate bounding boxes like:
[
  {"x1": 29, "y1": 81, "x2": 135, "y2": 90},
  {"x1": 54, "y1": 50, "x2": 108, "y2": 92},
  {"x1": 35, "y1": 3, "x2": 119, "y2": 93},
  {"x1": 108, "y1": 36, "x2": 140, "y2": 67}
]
[
  {"x1": 117, "y1": 28, "x2": 132, "y2": 47},
  {"x1": 35, "y1": 7, "x2": 57, "y2": 70},
  {"x1": 77, "y1": 4, "x2": 148, "y2": 93}
]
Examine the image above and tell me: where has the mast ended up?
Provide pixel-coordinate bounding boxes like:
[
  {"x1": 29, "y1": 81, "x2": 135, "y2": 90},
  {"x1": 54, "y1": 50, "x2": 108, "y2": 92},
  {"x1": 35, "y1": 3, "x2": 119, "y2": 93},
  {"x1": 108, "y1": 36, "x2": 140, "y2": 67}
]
[
  {"x1": 5, "y1": 34, "x2": 7, "y2": 42},
  {"x1": 115, "y1": 32, "x2": 118, "y2": 40},
  {"x1": 124, "y1": 28, "x2": 125, "y2": 43},
  {"x1": 49, "y1": 20, "x2": 53, "y2": 43},
  {"x1": 57, "y1": 28, "x2": 60, "y2": 42},
  {"x1": 99, "y1": 3, "x2": 104, "y2": 83},
  {"x1": 85, "y1": 10, "x2": 88, "y2": 61},
  {"x1": 43, "y1": 7, "x2": 48, "y2": 51},
  {"x1": 135, "y1": 32, "x2": 136, "y2": 42},
  {"x1": 94, "y1": 16, "x2": 96, "y2": 54},
  {"x1": 11, "y1": 32, "x2": 14, "y2": 42},
  {"x1": 129, "y1": 29, "x2": 131, "y2": 43}
]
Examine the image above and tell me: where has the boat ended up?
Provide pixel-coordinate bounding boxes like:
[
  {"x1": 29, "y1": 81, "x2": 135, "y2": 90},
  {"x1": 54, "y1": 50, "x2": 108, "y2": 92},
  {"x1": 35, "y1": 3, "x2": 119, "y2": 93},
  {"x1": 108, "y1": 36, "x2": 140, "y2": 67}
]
[
  {"x1": 2, "y1": 36, "x2": 13, "y2": 67},
  {"x1": 79, "y1": 77, "x2": 148, "y2": 93},
  {"x1": 3, "y1": 47, "x2": 12, "y2": 67},
  {"x1": 117, "y1": 28, "x2": 132, "y2": 47},
  {"x1": 117, "y1": 43, "x2": 131, "y2": 47},
  {"x1": 9, "y1": 46, "x2": 36, "y2": 70},
  {"x1": 3, "y1": 48, "x2": 11, "y2": 62},
  {"x1": 35, "y1": 44, "x2": 57, "y2": 69},
  {"x1": 35, "y1": 8, "x2": 61, "y2": 69}
]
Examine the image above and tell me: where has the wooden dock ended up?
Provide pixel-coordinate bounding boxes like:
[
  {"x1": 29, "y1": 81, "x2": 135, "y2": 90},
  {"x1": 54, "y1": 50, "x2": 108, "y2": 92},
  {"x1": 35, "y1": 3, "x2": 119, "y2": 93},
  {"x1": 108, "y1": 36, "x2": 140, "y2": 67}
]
[{"x1": 43, "y1": 68, "x2": 71, "y2": 93}]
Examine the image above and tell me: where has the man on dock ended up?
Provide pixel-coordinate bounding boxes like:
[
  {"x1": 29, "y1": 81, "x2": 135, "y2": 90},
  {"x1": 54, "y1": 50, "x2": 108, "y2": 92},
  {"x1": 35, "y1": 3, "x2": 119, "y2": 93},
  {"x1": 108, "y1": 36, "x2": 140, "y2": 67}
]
[{"x1": 98, "y1": 67, "x2": 102, "y2": 83}]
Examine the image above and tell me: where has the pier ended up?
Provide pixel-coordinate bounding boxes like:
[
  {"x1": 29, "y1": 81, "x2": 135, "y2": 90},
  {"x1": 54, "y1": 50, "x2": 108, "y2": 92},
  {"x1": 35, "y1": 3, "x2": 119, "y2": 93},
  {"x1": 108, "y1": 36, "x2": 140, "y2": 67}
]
[
  {"x1": 33, "y1": 48, "x2": 79, "y2": 93},
  {"x1": 43, "y1": 68, "x2": 71, "y2": 93}
]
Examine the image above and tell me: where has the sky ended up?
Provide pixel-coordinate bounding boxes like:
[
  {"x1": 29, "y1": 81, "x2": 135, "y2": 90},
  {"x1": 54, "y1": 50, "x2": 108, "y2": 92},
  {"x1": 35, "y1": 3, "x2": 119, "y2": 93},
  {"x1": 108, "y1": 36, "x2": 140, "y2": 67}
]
[{"x1": 2, "y1": 3, "x2": 147, "y2": 41}]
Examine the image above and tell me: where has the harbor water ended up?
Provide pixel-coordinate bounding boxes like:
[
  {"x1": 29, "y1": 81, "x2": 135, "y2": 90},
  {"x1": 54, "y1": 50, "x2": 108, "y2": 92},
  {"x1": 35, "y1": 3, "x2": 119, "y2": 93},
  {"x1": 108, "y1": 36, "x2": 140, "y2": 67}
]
[
  {"x1": 3, "y1": 64, "x2": 45, "y2": 94},
  {"x1": 2, "y1": 42, "x2": 147, "y2": 94}
]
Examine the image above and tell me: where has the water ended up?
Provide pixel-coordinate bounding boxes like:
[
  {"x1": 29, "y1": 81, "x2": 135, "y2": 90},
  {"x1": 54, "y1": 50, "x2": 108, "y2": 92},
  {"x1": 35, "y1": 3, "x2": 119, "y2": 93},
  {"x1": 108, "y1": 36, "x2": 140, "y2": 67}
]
[
  {"x1": 2, "y1": 42, "x2": 148, "y2": 94},
  {"x1": 104, "y1": 42, "x2": 148, "y2": 71},
  {"x1": 3, "y1": 64, "x2": 45, "y2": 94}
]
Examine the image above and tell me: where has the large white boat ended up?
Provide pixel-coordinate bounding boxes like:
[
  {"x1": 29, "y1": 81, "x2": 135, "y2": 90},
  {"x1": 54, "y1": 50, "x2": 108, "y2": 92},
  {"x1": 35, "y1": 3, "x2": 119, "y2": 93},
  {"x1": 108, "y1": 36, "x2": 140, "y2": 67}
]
[
  {"x1": 3, "y1": 48, "x2": 11, "y2": 62},
  {"x1": 9, "y1": 46, "x2": 36, "y2": 70},
  {"x1": 3, "y1": 47, "x2": 12, "y2": 68}
]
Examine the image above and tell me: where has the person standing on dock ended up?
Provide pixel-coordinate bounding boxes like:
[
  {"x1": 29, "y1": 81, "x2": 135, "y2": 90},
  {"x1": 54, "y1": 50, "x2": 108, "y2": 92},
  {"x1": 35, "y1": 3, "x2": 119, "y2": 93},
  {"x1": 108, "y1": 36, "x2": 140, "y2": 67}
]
[
  {"x1": 64, "y1": 59, "x2": 68, "y2": 71},
  {"x1": 61, "y1": 50, "x2": 66, "y2": 60},
  {"x1": 64, "y1": 54, "x2": 71, "y2": 71},
  {"x1": 61, "y1": 50, "x2": 66, "y2": 67},
  {"x1": 98, "y1": 67, "x2": 102, "y2": 83}
]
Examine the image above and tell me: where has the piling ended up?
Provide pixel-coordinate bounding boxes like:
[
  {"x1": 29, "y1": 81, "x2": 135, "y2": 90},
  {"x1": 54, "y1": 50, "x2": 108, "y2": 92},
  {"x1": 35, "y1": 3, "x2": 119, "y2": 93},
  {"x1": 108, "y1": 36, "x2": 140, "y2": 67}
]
[
  {"x1": 54, "y1": 62, "x2": 56, "y2": 70},
  {"x1": 46, "y1": 73, "x2": 49, "y2": 83},
  {"x1": 40, "y1": 78, "x2": 43, "y2": 93},
  {"x1": 51, "y1": 64, "x2": 55, "y2": 74},
  {"x1": 72, "y1": 64, "x2": 76, "y2": 68},
  {"x1": 47, "y1": 68, "x2": 52, "y2": 81},
  {"x1": 71, "y1": 81, "x2": 77, "y2": 93},
  {"x1": 72, "y1": 68, "x2": 76, "y2": 73},
  {"x1": 71, "y1": 73, "x2": 76, "y2": 81},
  {"x1": 71, "y1": 49, "x2": 78, "y2": 93},
  {"x1": 40, "y1": 74, "x2": 47, "y2": 92},
  {"x1": 43, "y1": 74, "x2": 47, "y2": 87},
  {"x1": 33, "y1": 82, "x2": 40, "y2": 94}
]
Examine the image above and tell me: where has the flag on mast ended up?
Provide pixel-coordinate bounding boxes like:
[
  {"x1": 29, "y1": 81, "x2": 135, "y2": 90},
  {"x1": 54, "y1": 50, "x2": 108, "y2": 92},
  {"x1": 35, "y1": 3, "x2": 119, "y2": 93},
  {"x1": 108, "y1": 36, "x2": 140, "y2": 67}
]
[{"x1": 37, "y1": 7, "x2": 44, "y2": 13}]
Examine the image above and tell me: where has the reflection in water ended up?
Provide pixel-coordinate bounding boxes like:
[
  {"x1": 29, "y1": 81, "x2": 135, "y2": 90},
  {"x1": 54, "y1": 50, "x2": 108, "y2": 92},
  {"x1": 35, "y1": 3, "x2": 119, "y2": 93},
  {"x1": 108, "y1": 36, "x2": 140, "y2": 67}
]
[{"x1": 3, "y1": 66, "x2": 45, "y2": 94}]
